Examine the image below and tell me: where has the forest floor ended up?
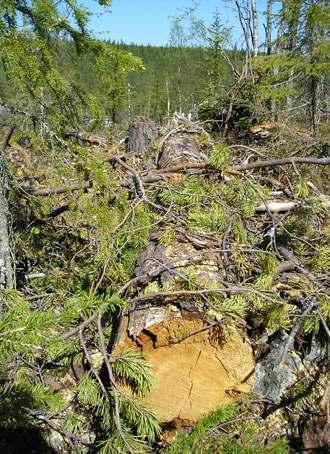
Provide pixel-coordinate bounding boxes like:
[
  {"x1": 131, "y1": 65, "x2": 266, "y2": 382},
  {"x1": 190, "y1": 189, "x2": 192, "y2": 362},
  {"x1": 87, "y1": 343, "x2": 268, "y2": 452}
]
[{"x1": 5, "y1": 115, "x2": 330, "y2": 453}]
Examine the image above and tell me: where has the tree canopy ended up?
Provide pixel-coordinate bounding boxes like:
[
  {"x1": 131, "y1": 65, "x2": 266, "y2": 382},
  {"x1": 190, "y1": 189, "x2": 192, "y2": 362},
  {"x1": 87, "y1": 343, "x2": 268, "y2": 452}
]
[{"x1": 0, "y1": 0, "x2": 142, "y2": 131}]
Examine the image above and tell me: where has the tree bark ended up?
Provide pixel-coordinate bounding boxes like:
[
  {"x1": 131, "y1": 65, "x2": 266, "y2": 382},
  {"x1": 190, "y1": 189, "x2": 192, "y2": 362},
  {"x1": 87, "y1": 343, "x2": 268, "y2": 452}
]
[
  {"x1": 282, "y1": 0, "x2": 302, "y2": 115},
  {"x1": 310, "y1": 75, "x2": 320, "y2": 133},
  {"x1": 166, "y1": 79, "x2": 171, "y2": 118},
  {"x1": 235, "y1": 1, "x2": 251, "y2": 57},
  {"x1": 127, "y1": 119, "x2": 158, "y2": 155},
  {"x1": 0, "y1": 159, "x2": 14, "y2": 290},
  {"x1": 265, "y1": 0, "x2": 272, "y2": 55},
  {"x1": 251, "y1": 0, "x2": 259, "y2": 56},
  {"x1": 21, "y1": 181, "x2": 92, "y2": 196},
  {"x1": 0, "y1": 128, "x2": 15, "y2": 290}
]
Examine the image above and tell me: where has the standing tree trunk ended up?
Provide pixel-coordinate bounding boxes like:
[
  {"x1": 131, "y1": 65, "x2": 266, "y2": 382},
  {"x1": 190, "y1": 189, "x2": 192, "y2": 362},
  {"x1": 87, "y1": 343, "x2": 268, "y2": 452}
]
[
  {"x1": 265, "y1": 0, "x2": 277, "y2": 120},
  {"x1": 282, "y1": 0, "x2": 302, "y2": 117},
  {"x1": 0, "y1": 165, "x2": 14, "y2": 290},
  {"x1": 265, "y1": 0, "x2": 272, "y2": 55},
  {"x1": 166, "y1": 79, "x2": 171, "y2": 118},
  {"x1": 0, "y1": 129, "x2": 14, "y2": 290},
  {"x1": 235, "y1": 1, "x2": 251, "y2": 76},
  {"x1": 309, "y1": 75, "x2": 320, "y2": 133},
  {"x1": 127, "y1": 82, "x2": 132, "y2": 123},
  {"x1": 251, "y1": 0, "x2": 259, "y2": 56}
]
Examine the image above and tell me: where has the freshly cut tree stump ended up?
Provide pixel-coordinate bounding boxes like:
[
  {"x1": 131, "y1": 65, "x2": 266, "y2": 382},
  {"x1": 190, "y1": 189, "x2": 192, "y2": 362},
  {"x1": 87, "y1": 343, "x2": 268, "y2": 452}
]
[
  {"x1": 116, "y1": 310, "x2": 254, "y2": 424},
  {"x1": 114, "y1": 229, "x2": 255, "y2": 425},
  {"x1": 127, "y1": 118, "x2": 158, "y2": 155}
]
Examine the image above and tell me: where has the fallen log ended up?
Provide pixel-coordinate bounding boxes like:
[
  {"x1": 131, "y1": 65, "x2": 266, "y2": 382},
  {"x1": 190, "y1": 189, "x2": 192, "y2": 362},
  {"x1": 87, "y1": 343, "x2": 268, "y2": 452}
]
[
  {"x1": 154, "y1": 156, "x2": 330, "y2": 175},
  {"x1": 255, "y1": 201, "x2": 299, "y2": 213},
  {"x1": 138, "y1": 156, "x2": 330, "y2": 183},
  {"x1": 256, "y1": 198, "x2": 330, "y2": 213},
  {"x1": 130, "y1": 286, "x2": 282, "y2": 308},
  {"x1": 21, "y1": 181, "x2": 93, "y2": 196},
  {"x1": 234, "y1": 156, "x2": 330, "y2": 171},
  {"x1": 64, "y1": 131, "x2": 106, "y2": 146}
]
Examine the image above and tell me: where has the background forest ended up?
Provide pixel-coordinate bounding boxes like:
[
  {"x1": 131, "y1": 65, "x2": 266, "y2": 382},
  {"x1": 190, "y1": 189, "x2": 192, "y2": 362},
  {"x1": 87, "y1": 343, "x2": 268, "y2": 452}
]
[{"x1": 0, "y1": 1, "x2": 329, "y2": 453}]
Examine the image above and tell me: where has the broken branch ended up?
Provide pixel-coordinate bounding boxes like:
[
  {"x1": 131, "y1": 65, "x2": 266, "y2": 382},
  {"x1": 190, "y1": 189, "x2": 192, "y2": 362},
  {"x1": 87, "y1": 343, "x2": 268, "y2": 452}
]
[
  {"x1": 21, "y1": 181, "x2": 92, "y2": 196},
  {"x1": 234, "y1": 156, "x2": 330, "y2": 171}
]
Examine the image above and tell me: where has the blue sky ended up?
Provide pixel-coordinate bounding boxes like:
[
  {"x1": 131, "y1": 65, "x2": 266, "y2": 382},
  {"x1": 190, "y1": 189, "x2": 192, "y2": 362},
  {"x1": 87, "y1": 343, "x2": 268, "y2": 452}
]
[{"x1": 82, "y1": 0, "x2": 270, "y2": 46}]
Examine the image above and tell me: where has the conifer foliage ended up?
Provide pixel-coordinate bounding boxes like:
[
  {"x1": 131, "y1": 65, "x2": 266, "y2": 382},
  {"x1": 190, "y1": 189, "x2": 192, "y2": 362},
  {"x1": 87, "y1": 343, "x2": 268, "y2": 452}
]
[
  {"x1": 0, "y1": 0, "x2": 142, "y2": 130},
  {"x1": 0, "y1": 2, "x2": 157, "y2": 453},
  {"x1": 0, "y1": 1, "x2": 329, "y2": 453}
]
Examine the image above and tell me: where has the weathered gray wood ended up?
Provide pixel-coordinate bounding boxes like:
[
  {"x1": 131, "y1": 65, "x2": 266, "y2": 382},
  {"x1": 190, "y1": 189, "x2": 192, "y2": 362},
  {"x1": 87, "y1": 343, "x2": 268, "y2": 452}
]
[
  {"x1": 157, "y1": 133, "x2": 207, "y2": 168},
  {"x1": 0, "y1": 179, "x2": 13, "y2": 289},
  {"x1": 0, "y1": 129, "x2": 14, "y2": 290},
  {"x1": 251, "y1": 0, "x2": 259, "y2": 57},
  {"x1": 127, "y1": 119, "x2": 158, "y2": 155}
]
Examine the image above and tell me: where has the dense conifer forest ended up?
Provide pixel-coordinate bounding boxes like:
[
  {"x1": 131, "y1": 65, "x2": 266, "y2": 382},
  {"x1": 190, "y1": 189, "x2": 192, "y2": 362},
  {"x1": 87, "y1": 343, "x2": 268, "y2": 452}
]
[
  {"x1": 0, "y1": 1, "x2": 329, "y2": 453},
  {"x1": 115, "y1": 43, "x2": 211, "y2": 121}
]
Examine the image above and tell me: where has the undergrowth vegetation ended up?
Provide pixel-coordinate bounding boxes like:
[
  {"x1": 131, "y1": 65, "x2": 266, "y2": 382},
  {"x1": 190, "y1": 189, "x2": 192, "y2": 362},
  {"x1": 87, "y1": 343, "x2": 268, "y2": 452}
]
[
  {"x1": 166, "y1": 404, "x2": 289, "y2": 454},
  {"x1": 0, "y1": 1, "x2": 329, "y2": 453},
  {"x1": 0, "y1": 119, "x2": 329, "y2": 452}
]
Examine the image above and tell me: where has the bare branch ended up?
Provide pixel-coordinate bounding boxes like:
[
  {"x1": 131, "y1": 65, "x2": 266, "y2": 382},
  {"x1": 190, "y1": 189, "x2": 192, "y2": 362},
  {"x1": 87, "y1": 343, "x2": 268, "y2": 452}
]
[
  {"x1": 21, "y1": 181, "x2": 92, "y2": 196},
  {"x1": 130, "y1": 286, "x2": 283, "y2": 307},
  {"x1": 234, "y1": 156, "x2": 330, "y2": 171},
  {"x1": 97, "y1": 312, "x2": 134, "y2": 453},
  {"x1": 280, "y1": 299, "x2": 318, "y2": 367},
  {"x1": 110, "y1": 156, "x2": 165, "y2": 212}
]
